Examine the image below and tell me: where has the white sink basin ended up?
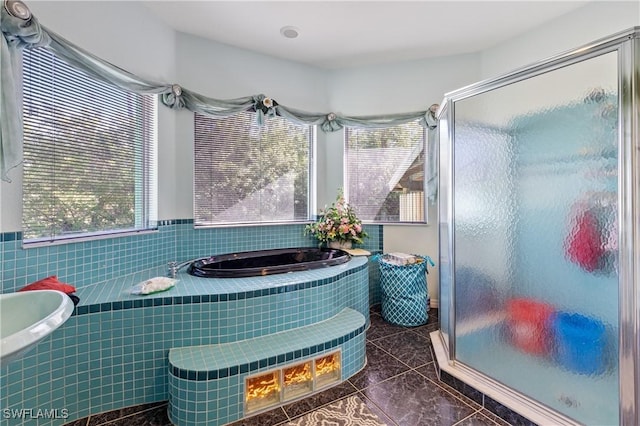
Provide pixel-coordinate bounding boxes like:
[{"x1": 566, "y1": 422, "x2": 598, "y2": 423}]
[{"x1": 1, "y1": 290, "x2": 74, "y2": 367}]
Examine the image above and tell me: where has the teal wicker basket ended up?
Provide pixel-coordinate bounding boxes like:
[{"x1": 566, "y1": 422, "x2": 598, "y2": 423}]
[{"x1": 375, "y1": 255, "x2": 435, "y2": 326}]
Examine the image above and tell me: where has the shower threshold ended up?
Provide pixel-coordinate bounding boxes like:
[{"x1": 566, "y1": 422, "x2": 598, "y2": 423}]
[{"x1": 430, "y1": 330, "x2": 582, "y2": 426}]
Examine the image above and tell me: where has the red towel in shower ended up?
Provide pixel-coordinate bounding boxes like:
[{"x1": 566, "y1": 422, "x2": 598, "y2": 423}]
[{"x1": 565, "y1": 210, "x2": 603, "y2": 272}]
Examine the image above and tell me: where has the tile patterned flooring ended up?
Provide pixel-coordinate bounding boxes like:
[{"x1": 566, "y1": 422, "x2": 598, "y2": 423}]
[{"x1": 66, "y1": 307, "x2": 513, "y2": 426}]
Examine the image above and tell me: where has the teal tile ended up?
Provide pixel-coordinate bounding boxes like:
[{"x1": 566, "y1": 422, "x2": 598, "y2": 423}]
[
  {"x1": 1, "y1": 221, "x2": 374, "y2": 425},
  {"x1": 7, "y1": 392, "x2": 22, "y2": 407},
  {"x1": 23, "y1": 386, "x2": 38, "y2": 401}
]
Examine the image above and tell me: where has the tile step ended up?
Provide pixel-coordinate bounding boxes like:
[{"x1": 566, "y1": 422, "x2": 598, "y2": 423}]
[{"x1": 168, "y1": 307, "x2": 365, "y2": 380}]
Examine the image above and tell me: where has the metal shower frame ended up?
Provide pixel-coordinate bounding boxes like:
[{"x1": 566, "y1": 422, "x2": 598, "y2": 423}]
[{"x1": 436, "y1": 27, "x2": 640, "y2": 425}]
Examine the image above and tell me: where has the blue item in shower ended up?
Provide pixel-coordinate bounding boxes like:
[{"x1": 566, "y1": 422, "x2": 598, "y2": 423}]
[{"x1": 553, "y1": 312, "x2": 606, "y2": 375}]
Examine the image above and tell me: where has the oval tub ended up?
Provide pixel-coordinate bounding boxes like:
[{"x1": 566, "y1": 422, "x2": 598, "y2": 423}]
[{"x1": 187, "y1": 247, "x2": 351, "y2": 278}]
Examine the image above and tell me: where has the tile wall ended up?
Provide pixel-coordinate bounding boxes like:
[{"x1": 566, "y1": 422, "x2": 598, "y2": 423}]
[
  {"x1": 0, "y1": 221, "x2": 382, "y2": 294},
  {"x1": 0, "y1": 222, "x2": 382, "y2": 426}
]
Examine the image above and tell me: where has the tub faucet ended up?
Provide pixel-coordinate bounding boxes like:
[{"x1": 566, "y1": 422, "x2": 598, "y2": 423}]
[
  {"x1": 167, "y1": 261, "x2": 179, "y2": 278},
  {"x1": 167, "y1": 258, "x2": 207, "y2": 278}
]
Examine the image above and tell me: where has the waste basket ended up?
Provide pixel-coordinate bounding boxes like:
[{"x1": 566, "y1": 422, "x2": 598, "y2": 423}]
[{"x1": 375, "y1": 254, "x2": 435, "y2": 326}]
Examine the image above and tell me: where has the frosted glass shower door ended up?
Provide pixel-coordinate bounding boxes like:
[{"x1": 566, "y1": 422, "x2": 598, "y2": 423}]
[{"x1": 452, "y1": 52, "x2": 619, "y2": 425}]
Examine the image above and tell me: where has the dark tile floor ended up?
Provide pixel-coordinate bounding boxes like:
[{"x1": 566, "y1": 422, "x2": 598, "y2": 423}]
[{"x1": 67, "y1": 307, "x2": 512, "y2": 426}]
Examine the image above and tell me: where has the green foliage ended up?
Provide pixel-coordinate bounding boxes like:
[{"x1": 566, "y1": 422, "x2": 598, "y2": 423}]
[
  {"x1": 346, "y1": 124, "x2": 423, "y2": 149},
  {"x1": 345, "y1": 121, "x2": 425, "y2": 221},
  {"x1": 22, "y1": 104, "x2": 144, "y2": 239},
  {"x1": 21, "y1": 48, "x2": 153, "y2": 240},
  {"x1": 195, "y1": 111, "x2": 310, "y2": 223}
]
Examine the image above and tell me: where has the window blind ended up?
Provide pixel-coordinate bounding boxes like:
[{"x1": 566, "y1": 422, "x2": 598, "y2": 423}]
[
  {"x1": 194, "y1": 111, "x2": 312, "y2": 226},
  {"x1": 22, "y1": 47, "x2": 157, "y2": 242},
  {"x1": 345, "y1": 122, "x2": 427, "y2": 223}
]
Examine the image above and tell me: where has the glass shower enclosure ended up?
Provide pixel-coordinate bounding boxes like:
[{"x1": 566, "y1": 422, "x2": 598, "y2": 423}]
[{"x1": 435, "y1": 27, "x2": 639, "y2": 425}]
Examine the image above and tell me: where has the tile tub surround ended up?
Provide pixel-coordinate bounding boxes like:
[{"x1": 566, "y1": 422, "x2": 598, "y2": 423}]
[
  {"x1": 0, "y1": 255, "x2": 369, "y2": 426},
  {"x1": 62, "y1": 307, "x2": 514, "y2": 426},
  {"x1": 0, "y1": 222, "x2": 384, "y2": 314},
  {"x1": 0, "y1": 222, "x2": 383, "y2": 294}
]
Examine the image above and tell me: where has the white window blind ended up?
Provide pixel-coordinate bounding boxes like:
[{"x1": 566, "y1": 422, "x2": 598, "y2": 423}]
[
  {"x1": 194, "y1": 111, "x2": 312, "y2": 226},
  {"x1": 345, "y1": 122, "x2": 427, "y2": 223},
  {"x1": 22, "y1": 47, "x2": 157, "y2": 243}
]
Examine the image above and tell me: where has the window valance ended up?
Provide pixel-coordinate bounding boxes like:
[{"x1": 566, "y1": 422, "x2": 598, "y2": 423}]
[{"x1": 1, "y1": 0, "x2": 438, "y2": 200}]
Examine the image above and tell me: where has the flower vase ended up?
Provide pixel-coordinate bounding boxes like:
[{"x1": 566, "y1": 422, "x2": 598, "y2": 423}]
[{"x1": 328, "y1": 240, "x2": 353, "y2": 250}]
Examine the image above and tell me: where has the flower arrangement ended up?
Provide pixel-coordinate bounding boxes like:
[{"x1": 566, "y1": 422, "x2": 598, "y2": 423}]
[{"x1": 305, "y1": 190, "x2": 368, "y2": 247}]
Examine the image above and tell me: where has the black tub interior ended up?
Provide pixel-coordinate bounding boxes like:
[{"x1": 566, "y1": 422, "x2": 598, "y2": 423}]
[{"x1": 187, "y1": 247, "x2": 351, "y2": 278}]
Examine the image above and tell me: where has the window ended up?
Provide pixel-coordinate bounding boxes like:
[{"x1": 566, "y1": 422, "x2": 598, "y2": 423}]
[
  {"x1": 194, "y1": 111, "x2": 313, "y2": 226},
  {"x1": 345, "y1": 122, "x2": 427, "y2": 223},
  {"x1": 22, "y1": 47, "x2": 157, "y2": 243}
]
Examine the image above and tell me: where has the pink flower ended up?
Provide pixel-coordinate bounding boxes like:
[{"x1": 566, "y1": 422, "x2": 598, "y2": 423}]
[{"x1": 305, "y1": 190, "x2": 368, "y2": 245}]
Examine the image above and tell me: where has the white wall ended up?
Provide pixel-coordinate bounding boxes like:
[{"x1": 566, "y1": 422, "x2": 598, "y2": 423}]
[
  {"x1": 2, "y1": 0, "x2": 637, "y2": 307},
  {"x1": 327, "y1": 53, "x2": 483, "y2": 306},
  {"x1": 0, "y1": 0, "x2": 177, "y2": 229},
  {"x1": 480, "y1": 1, "x2": 639, "y2": 80},
  {"x1": 436, "y1": 0, "x2": 638, "y2": 310},
  {"x1": 172, "y1": 31, "x2": 331, "y2": 220},
  {"x1": 0, "y1": 1, "x2": 330, "y2": 225}
]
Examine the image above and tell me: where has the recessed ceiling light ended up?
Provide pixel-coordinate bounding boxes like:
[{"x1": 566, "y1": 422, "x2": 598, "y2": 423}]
[{"x1": 280, "y1": 26, "x2": 299, "y2": 39}]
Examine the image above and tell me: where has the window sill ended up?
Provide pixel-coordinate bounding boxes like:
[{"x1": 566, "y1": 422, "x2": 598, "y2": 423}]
[{"x1": 22, "y1": 228, "x2": 159, "y2": 249}]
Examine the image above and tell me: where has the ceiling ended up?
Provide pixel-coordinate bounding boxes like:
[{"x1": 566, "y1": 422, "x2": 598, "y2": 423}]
[{"x1": 143, "y1": 1, "x2": 592, "y2": 69}]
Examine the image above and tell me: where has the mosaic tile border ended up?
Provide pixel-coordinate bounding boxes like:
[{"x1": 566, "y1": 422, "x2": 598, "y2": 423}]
[
  {"x1": 169, "y1": 325, "x2": 365, "y2": 381},
  {"x1": 0, "y1": 231, "x2": 22, "y2": 242},
  {"x1": 156, "y1": 219, "x2": 194, "y2": 226},
  {"x1": 1, "y1": 220, "x2": 382, "y2": 294},
  {"x1": 72, "y1": 262, "x2": 368, "y2": 316},
  {"x1": 0, "y1": 222, "x2": 382, "y2": 245}
]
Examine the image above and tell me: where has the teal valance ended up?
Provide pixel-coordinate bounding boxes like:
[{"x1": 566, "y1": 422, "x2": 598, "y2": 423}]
[{"x1": 1, "y1": 0, "x2": 438, "y2": 198}]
